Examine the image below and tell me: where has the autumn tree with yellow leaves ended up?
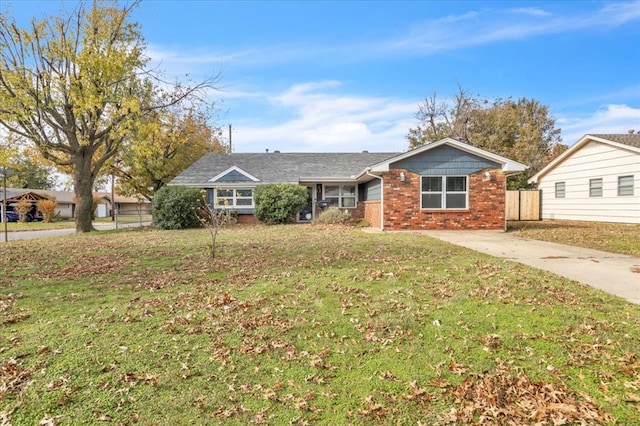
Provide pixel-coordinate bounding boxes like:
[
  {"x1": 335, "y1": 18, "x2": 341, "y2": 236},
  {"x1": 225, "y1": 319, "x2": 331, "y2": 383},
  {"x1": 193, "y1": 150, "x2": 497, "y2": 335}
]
[
  {"x1": 114, "y1": 106, "x2": 227, "y2": 202},
  {"x1": 0, "y1": 1, "x2": 218, "y2": 232}
]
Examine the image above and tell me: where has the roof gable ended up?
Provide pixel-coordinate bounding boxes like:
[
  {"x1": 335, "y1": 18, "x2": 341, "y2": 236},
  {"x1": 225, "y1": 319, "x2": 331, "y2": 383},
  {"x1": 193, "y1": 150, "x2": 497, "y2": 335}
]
[
  {"x1": 363, "y1": 138, "x2": 527, "y2": 176},
  {"x1": 209, "y1": 166, "x2": 260, "y2": 183},
  {"x1": 2, "y1": 190, "x2": 51, "y2": 203},
  {"x1": 528, "y1": 134, "x2": 640, "y2": 184},
  {"x1": 391, "y1": 143, "x2": 501, "y2": 175}
]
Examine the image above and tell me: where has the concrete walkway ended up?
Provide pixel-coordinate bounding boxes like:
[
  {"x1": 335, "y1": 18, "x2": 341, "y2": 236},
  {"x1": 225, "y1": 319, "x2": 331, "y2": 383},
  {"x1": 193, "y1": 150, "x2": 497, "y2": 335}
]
[{"x1": 420, "y1": 230, "x2": 640, "y2": 304}]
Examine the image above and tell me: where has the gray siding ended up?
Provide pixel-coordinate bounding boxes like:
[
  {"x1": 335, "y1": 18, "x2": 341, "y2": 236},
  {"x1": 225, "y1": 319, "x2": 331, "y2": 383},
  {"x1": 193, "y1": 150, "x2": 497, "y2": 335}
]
[
  {"x1": 215, "y1": 170, "x2": 254, "y2": 182},
  {"x1": 361, "y1": 179, "x2": 381, "y2": 201},
  {"x1": 392, "y1": 145, "x2": 499, "y2": 175}
]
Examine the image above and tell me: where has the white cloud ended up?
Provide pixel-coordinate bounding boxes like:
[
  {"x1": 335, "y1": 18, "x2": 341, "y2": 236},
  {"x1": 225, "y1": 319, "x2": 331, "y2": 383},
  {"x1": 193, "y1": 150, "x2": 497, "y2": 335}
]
[
  {"x1": 228, "y1": 82, "x2": 418, "y2": 153},
  {"x1": 144, "y1": 2, "x2": 640, "y2": 73},
  {"x1": 509, "y1": 8, "x2": 551, "y2": 17},
  {"x1": 558, "y1": 104, "x2": 640, "y2": 144},
  {"x1": 226, "y1": 86, "x2": 640, "y2": 154},
  {"x1": 387, "y1": 2, "x2": 640, "y2": 54}
]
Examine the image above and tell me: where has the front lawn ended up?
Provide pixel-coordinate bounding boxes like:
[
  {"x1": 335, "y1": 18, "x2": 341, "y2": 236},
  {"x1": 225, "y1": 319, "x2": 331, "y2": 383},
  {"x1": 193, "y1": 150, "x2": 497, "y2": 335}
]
[
  {"x1": 508, "y1": 220, "x2": 640, "y2": 257},
  {"x1": 1, "y1": 225, "x2": 638, "y2": 425}
]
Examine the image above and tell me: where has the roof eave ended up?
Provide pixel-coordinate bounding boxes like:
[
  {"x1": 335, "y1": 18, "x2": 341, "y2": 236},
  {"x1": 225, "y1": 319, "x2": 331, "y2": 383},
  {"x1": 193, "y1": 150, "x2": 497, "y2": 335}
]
[{"x1": 299, "y1": 176, "x2": 358, "y2": 183}]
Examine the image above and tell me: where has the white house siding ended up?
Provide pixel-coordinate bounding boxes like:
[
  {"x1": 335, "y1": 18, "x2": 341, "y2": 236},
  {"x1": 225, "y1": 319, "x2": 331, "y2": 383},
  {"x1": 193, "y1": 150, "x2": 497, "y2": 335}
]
[
  {"x1": 96, "y1": 203, "x2": 108, "y2": 218},
  {"x1": 537, "y1": 141, "x2": 639, "y2": 223},
  {"x1": 55, "y1": 203, "x2": 74, "y2": 219}
]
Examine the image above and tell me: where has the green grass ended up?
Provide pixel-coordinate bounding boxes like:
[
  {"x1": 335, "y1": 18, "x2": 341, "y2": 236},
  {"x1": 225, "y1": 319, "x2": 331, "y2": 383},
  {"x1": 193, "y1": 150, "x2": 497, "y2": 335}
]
[
  {"x1": 2, "y1": 215, "x2": 152, "y2": 231},
  {"x1": 1, "y1": 225, "x2": 639, "y2": 425},
  {"x1": 509, "y1": 220, "x2": 640, "y2": 257},
  {"x1": 2, "y1": 219, "x2": 77, "y2": 231}
]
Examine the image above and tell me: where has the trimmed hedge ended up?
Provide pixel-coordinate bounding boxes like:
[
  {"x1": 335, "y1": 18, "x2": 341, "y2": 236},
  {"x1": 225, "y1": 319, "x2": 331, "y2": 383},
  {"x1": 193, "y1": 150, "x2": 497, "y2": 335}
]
[
  {"x1": 153, "y1": 186, "x2": 204, "y2": 230},
  {"x1": 254, "y1": 184, "x2": 308, "y2": 224}
]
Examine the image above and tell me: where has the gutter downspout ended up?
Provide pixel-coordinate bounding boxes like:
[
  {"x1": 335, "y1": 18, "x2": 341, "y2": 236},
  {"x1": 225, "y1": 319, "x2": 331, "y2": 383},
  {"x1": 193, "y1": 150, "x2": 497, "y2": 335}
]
[{"x1": 365, "y1": 169, "x2": 384, "y2": 231}]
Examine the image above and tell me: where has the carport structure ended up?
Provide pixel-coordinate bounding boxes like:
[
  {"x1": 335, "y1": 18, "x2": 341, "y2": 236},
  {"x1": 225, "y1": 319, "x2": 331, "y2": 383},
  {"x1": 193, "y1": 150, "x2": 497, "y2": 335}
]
[{"x1": 0, "y1": 189, "x2": 52, "y2": 222}]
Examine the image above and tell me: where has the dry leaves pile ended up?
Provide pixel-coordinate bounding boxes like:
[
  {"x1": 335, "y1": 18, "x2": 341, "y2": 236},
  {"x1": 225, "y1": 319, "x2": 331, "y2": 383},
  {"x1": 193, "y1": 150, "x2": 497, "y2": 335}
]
[
  {"x1": 0, "y1": 358, "x2": 33, "y2": 400},
  {"x1": 440, "y1": 365, "x2": 614, "y2": 425},
  {"x1": 0, "y1": 293, "x2": 30, "y2": 326}
]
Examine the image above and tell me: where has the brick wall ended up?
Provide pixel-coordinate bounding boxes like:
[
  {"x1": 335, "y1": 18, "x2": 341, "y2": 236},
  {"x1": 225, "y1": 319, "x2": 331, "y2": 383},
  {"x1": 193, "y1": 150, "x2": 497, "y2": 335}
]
[
  {"x1": 383, "y1": 168, "x2": 506, "y2": 230},
  {"x1": 236, "y1": 214, "x2": 260, "y2": 225},
  {"x1": 360, "y1": 200, "x2": 380, "y2": 228}
]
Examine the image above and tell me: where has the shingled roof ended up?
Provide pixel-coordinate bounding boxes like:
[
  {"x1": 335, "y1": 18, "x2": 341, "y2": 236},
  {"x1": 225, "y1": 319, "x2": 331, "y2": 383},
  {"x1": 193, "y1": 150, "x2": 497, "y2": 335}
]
[
  {"x1": 170, "y1": 152, "x2": 400, "y2": 186},
  {"x1": 590, "y1": 133, "x2": 640, "y2": 148}
]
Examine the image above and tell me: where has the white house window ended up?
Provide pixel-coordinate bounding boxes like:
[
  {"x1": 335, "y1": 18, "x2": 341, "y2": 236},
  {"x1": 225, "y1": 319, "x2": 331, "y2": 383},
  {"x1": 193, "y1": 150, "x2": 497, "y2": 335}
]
[
  {"x1": 216, "y1": 188, "x2": 254, "y2": 208},
  {"x1": 555, "y1": 182, "x2": 565, "y2": 198},
  {"x1": 618, "y1": 175, "x2": 634, "y2": 196},
  {"x1": 421, "y1": 176, "x2": 467, "y2": 209},
  {"x1": 589, "y1": 178, "x2": 603, "y2": 197},
  {"x1": 324, "y1": 185, "x2": 356, "y2": 208}
]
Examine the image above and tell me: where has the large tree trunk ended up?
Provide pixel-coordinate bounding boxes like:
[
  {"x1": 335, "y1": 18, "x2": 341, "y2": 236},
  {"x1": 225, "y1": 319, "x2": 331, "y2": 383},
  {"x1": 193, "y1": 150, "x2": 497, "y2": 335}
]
[{"x1": 74, "y1": 149, "x2": 96, "y2": 233}]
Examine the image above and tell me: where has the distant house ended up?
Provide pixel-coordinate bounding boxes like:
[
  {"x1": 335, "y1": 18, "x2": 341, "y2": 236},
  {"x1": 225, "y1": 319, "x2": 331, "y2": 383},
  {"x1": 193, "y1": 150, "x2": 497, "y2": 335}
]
[
  {"x1": 0, "y1": 189, "x2": 51, "y2": 221},
  {"x1": 41, "y1": 190, "x2": 77, "y2": 218},
  {"x1": 0, "y1": 188, "x2": 151, "y2": 221},
  {"x1": 100, "y1": 193, "x2": 151, "y2": 217},
  {"x1": 528, "y1": 134, "x2": 640, "y2": 224},
  {"x1": 170, "y1": 138, "x2": 527, "y2": 230}
]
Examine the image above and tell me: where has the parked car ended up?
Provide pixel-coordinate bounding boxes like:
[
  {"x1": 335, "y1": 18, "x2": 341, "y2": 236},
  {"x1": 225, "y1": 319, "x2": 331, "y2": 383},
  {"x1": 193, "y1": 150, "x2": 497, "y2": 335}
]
[
  {"x1": 4, "y1": 207, "x2": 43, "y2": 222},
  {"x1": 26, "y1": 208, "x2": 44, "y2": 222},
  {"x1": 4, "y1": 210, "x2": 19, "y2": 222}
]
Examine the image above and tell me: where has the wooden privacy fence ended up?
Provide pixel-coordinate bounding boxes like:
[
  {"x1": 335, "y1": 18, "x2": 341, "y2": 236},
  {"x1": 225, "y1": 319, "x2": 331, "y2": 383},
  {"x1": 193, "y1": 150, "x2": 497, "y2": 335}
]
[{"x1": 506, "y1": 190, "x2": 541, "y2": 221}]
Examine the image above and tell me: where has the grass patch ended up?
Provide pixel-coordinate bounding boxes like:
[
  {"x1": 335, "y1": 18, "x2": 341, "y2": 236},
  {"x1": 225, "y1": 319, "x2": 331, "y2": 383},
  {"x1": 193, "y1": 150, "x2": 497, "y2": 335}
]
[
  {"x1": 2, "y1": 220, "x2": 77, "y2": 231},
  {"x1": 1, "y1": 225, "x2": 639, "y2": 424},
  {"x1": 508, "y1": 220, "x2": 640, "y2": 257},
  {"x1": 2, "y1": 215, "x2": 152, "y2": 232}
]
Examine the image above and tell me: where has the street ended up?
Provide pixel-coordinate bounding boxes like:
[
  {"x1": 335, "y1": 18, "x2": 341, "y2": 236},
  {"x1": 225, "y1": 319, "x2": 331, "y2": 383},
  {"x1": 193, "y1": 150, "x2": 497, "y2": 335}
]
[{"x1": 1, "y1": 221, "x2": 151, "y2": 242}]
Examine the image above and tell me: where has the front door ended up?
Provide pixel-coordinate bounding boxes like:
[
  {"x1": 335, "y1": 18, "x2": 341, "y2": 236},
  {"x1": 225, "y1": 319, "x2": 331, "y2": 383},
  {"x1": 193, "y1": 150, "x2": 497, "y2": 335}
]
[{"x1": 297, "y1": 186, "x2": 313, "y2": 222}]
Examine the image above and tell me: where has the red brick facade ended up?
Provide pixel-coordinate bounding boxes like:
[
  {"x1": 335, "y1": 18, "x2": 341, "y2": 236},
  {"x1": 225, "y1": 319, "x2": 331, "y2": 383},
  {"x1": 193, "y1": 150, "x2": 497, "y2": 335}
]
[
  {"x1": 379, "y1": 168, "x2": 506, "y2": 230},
  {"x1": 236, "y1": 167, "x2": 506, "y2": 229},
  {"x1": 356, "y1": 200, "x2": 381, "y2": 228},
  {"x1": 236, "y1": 214, "x2": 260, "y2": 225}
]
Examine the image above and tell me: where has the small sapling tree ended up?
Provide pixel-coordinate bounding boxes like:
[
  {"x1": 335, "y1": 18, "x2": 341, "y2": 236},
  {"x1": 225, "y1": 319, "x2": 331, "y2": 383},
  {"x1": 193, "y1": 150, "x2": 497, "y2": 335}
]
[{"x1": 197, "y1": 195, "x2": 235, "y2": 260}]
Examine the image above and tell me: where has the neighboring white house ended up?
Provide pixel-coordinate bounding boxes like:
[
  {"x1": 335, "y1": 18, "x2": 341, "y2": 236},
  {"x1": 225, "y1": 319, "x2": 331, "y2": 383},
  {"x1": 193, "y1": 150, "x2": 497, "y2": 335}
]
[{"x1": 528, "y1": 133, "x2": 640, "y2": 224}]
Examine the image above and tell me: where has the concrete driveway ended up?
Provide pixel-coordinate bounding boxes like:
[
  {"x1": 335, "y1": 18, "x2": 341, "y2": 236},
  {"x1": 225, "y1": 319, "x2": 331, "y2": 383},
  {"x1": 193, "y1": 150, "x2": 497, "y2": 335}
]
[{"x1": 422, "y1": 230, "x2": 640, "y2": 304}]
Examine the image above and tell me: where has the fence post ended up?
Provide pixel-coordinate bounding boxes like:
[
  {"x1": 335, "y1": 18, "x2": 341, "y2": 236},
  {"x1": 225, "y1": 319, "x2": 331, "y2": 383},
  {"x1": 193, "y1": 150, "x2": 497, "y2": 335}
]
[{"x1": 518, "y1": 190, "x2": 522, "y2": 221}]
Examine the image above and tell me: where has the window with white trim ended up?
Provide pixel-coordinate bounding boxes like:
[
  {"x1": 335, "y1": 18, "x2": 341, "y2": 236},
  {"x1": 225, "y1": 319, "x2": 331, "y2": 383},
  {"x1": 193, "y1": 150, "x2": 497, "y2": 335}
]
[
  {"x1": 618, "y1": 175, "x2": 634, "y2": 196},
  {"x1": 420, "y1": 176, "x2": 467, "y2": 209},
  {"x1": 215, "y1": 188, "x2": 254, "y2": 208},
  {"x1": 324, "y1": 185, "x2": 356, "y2": 208},
  {"x1": 555, "y1": 182, "x2": 565, "y2": 198},
  {"x1": 589, "y1": 178, "x2": 602, "y2": 197}
]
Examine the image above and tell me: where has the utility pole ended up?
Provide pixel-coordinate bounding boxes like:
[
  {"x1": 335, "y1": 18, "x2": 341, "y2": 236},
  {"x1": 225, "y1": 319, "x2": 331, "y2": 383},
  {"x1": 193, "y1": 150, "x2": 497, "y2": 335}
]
[
  {"x1": 2, "y1": 167, "x2": 7, "y2": 243},
  {"x1": 228, "y1": 124, "x2": 232, "y2": 153},
  {"x1": 111, "y1": 172, "x2": 118, "y2": 230}
]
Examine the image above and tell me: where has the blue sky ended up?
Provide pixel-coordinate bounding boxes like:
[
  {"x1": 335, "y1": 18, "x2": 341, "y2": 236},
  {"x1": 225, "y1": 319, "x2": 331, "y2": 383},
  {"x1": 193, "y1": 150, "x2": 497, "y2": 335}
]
[{"x1": 3, "y1": 0, "x2": 640, "y2": 153}]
